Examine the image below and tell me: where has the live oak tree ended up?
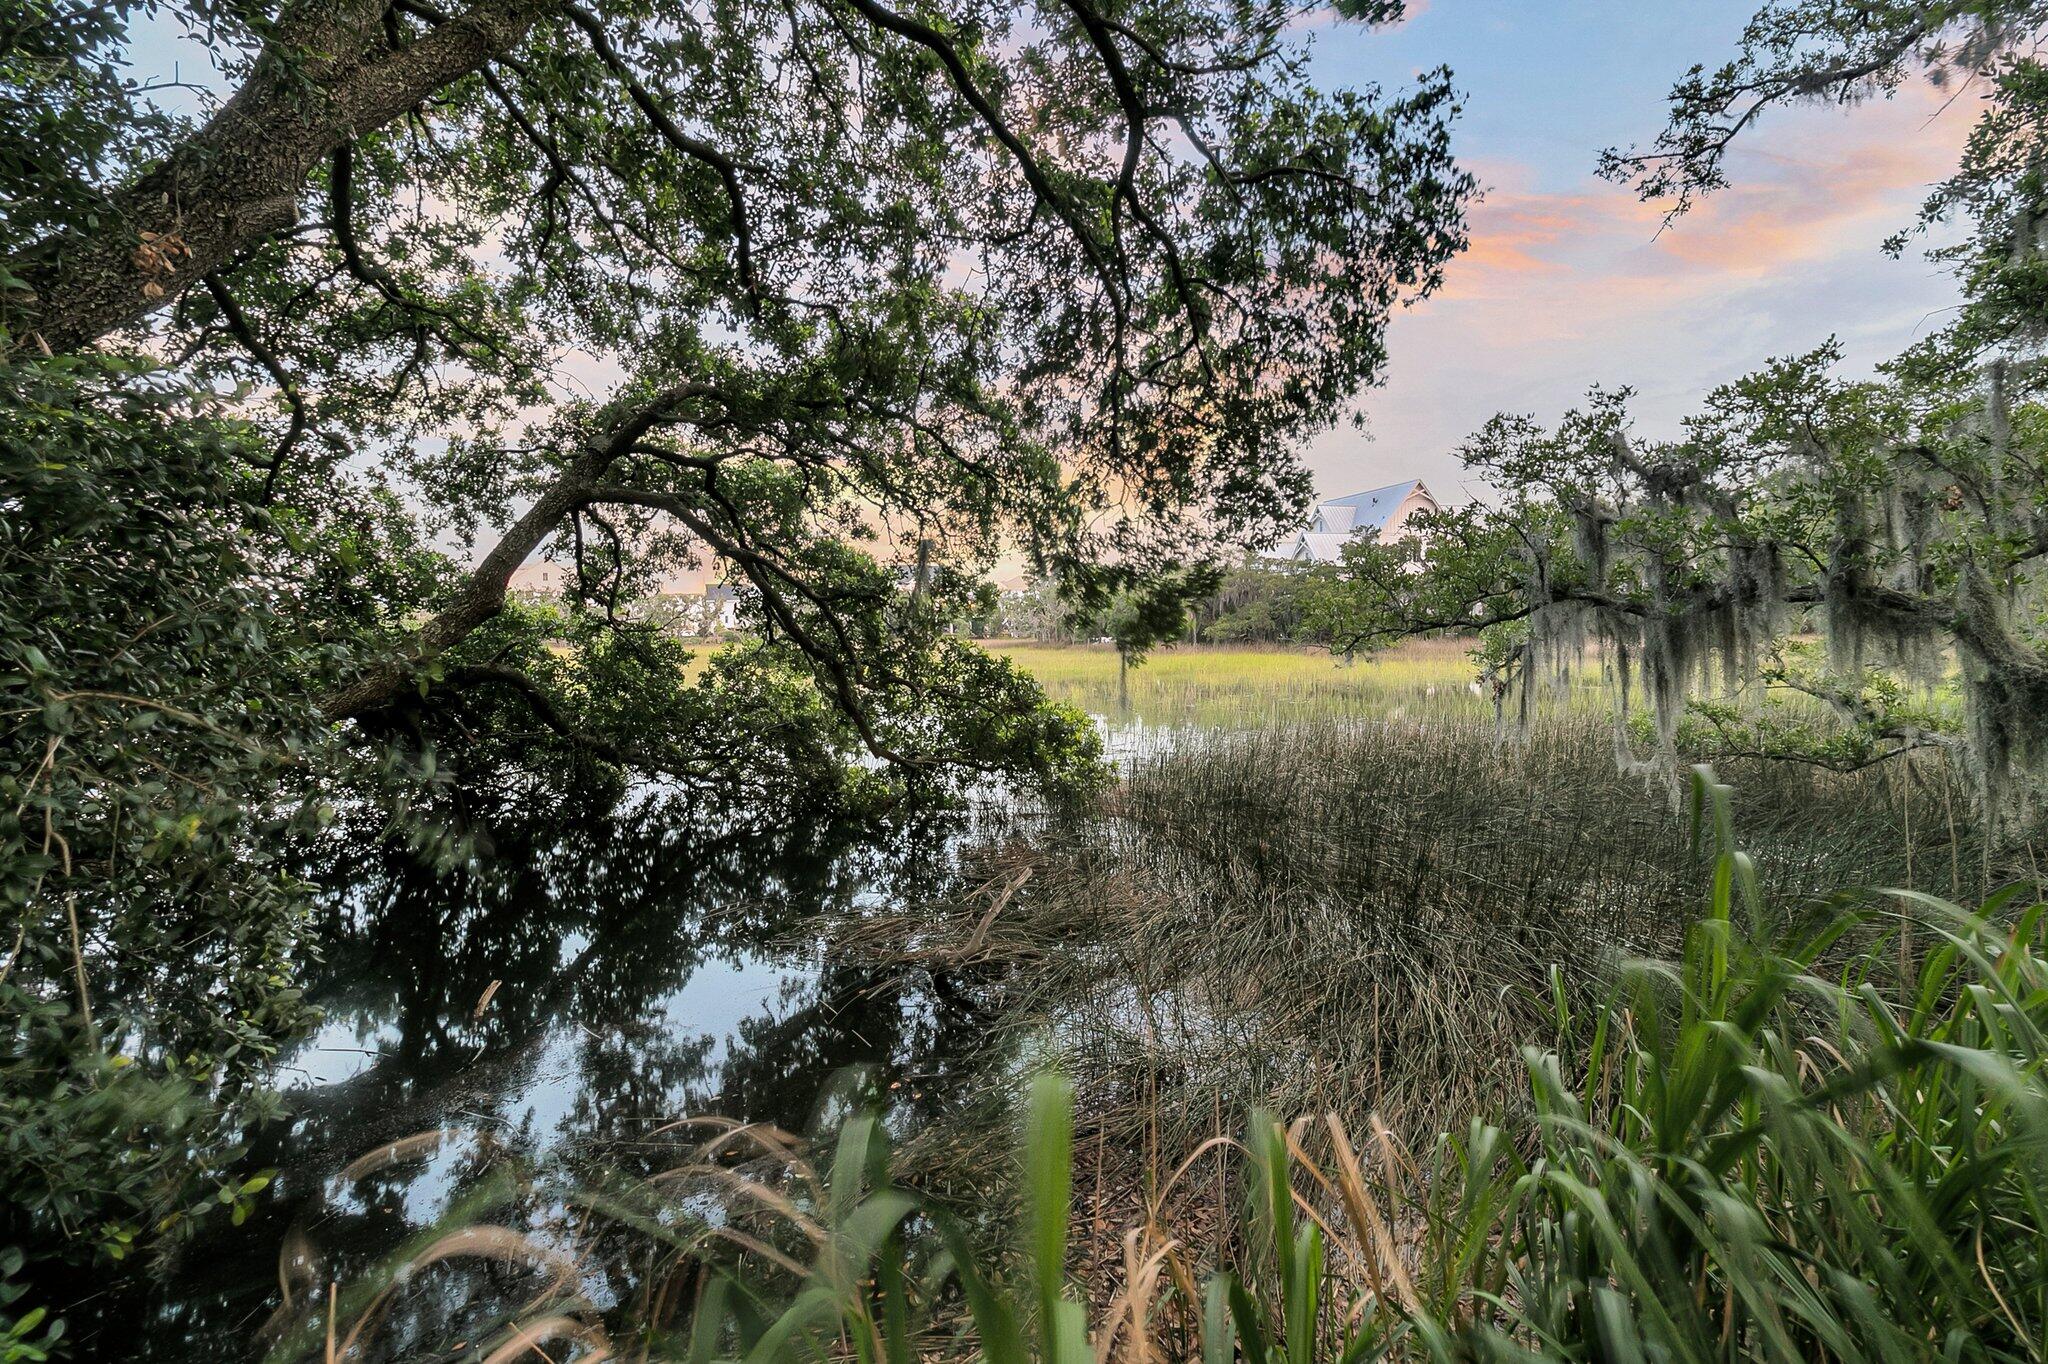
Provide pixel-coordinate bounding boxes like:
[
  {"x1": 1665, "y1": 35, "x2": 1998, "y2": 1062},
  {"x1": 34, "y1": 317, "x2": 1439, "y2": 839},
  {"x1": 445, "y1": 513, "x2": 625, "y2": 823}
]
[
  {"x1": 1308, "y1": 0, "x2": 2048, "y2": 836},
  {"x1": 6, "y1": 0, "x2": 1469, "y2": 774},
  {"x1": 1, "y1": 0, "x2": 1469, "y2": 1268}
]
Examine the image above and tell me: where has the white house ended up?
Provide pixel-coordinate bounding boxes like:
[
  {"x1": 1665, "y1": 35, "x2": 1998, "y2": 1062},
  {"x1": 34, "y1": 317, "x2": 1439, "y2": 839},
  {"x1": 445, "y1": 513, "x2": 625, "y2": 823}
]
[{"x1": 1269, "y1": 480, "x2": 1438, "y2": 564}]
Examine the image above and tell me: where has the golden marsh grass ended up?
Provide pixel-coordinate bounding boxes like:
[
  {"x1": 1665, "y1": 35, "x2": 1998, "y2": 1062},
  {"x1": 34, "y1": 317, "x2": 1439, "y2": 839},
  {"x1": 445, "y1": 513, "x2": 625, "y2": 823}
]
[{"x1": 987, "y1": 638, "x2": 1524, "y2": 729}]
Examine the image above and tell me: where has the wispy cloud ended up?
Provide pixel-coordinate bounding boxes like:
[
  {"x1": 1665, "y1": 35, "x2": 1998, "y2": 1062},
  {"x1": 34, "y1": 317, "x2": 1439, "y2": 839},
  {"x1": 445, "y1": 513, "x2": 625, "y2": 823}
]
[
  {"x1": 1446, "y1": 87, "x2": 1962, "y2": 299},
  {"x1": 1310, "y1": 86, "x2": 1972, "y2": 498}
]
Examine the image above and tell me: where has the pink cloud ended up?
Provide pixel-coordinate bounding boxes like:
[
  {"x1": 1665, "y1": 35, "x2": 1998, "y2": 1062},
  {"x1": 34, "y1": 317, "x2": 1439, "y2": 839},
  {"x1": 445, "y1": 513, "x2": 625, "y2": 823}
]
[
  {"x1": 1310, "y1": 84, "x2": 1975, "y2": 500},
  {"x1": 1441, "y1": 87, "x2": 1967, "y2": 312}
]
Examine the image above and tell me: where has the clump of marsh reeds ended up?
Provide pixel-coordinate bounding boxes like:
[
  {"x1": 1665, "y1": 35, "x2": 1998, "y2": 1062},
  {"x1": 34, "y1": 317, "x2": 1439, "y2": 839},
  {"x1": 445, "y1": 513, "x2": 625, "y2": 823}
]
[{"x1": 845, "y1": 717, "x2": 2003, "y2": 1177}]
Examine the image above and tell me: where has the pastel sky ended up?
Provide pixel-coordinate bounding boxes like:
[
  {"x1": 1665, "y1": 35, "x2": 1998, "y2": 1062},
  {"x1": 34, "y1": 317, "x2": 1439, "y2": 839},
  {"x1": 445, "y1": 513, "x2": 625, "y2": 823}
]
[{"x1": 1295, "y1": 0, "x2": 1972, "y2": 505}]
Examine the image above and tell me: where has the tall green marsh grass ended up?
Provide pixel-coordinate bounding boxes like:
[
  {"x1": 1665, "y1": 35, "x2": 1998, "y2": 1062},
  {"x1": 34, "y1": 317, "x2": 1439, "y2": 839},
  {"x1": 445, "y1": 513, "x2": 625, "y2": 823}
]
[{"x1": 991, "y1": 641, "x2": 1505, "y2": 730}]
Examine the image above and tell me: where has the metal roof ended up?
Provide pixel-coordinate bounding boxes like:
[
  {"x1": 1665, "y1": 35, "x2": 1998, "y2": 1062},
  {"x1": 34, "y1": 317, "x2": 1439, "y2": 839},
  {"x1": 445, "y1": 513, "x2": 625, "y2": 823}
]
[
  {"x1": 1316, "y1": 480, "x2": 1422, "y2": 532},
  {"x1": 1277, "y1": 481, "x2": 1433, "y2": 563}
]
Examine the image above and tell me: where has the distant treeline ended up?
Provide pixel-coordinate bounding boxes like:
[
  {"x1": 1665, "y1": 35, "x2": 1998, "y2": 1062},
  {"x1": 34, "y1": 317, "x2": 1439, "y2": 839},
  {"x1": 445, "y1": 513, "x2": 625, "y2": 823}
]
[
  {"x1": 999, "y1": 561, "x2": 1315, "y2": 644},
  {"x1": 597, "y1": 562, "x2": 1325, "y2": 647}
]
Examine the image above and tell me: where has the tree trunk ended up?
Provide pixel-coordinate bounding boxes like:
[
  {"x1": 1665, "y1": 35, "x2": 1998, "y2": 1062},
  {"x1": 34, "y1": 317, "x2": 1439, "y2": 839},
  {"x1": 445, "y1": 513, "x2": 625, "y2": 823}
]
[
  {"x1": 320, "y1": 462, "x2": 596, "y2": 720},
  {"x1": 9, "y1": 0, "x2": 544, "y2": 354},
  {"x1": 316, "y1": 382, "x2": 707, "y2": 719}
]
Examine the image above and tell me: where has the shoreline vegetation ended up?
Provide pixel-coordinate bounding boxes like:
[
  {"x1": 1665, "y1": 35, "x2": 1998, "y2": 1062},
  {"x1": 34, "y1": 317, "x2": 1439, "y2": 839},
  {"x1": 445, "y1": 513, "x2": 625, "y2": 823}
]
[
  {"x1": 874, "y1": 714, "x2": 2002, "y2": 1149},
  {"x1": 245, "y1": 662, "x2": 2046, "y2": 1361},
  {"x1": 251, "y1": 745, "x2": 2048, "y2": 1359}
]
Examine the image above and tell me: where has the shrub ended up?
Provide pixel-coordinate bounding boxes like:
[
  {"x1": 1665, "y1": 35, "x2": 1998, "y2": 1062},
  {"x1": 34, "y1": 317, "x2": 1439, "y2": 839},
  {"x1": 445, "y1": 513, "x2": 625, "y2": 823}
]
[{"x1": 0, "y1": 356, "x2": 324, "y2": 1266}]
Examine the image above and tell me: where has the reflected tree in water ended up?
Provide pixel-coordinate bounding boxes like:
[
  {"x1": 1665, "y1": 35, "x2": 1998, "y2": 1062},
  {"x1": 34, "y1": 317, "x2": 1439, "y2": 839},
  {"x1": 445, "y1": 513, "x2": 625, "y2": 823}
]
[{"x1": 88, "y1": 792, "x2": 1009, "y2": 1360}]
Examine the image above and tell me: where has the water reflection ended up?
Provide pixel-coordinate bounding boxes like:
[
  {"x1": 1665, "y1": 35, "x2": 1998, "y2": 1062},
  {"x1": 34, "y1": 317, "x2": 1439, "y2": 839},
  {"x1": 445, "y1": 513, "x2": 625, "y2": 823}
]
[{"x1": 85, "y1": 791, "x2": 1010, "y2": 1361}]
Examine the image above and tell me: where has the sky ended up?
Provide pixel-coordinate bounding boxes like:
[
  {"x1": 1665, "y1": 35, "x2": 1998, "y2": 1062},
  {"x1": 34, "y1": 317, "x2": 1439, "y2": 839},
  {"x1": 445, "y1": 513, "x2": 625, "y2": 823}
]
[{"x1": 1291, "y1": 0, "x2": 1973, "y2": 506}]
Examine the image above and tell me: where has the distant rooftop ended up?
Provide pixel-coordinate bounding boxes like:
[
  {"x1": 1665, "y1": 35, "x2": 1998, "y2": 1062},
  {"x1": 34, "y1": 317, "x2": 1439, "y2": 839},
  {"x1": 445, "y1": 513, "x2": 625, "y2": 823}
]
[
  {"x1": 1310, "y1": 480, "x2": 1422, "y2": 535},
  {"x1": 1271, "y1": 480, "x2": 1436, "y2": 564}
]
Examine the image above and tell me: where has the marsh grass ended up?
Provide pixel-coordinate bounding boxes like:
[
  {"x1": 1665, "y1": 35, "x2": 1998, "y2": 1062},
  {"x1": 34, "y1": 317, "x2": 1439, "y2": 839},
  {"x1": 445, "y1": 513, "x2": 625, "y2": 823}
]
[
  {"x1": 286, "y1": 800, "x2": 2048, "y2": 1360},
  {"x1": 840, "y1": 716, "x2": 2007, "y2": 1179},
  {"x1": 247, "y1": 714, "x2": 2048, "y2": 1361},
  {"x1": 990, "y1": 640, "x2": 1520, "y2": 730}
]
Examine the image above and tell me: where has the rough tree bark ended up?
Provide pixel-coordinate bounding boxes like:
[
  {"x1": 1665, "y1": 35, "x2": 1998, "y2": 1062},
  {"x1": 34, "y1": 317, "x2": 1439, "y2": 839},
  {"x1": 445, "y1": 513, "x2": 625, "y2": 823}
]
[{"x1": 8, "y1": 0, "x2": 545, "y2": 353}]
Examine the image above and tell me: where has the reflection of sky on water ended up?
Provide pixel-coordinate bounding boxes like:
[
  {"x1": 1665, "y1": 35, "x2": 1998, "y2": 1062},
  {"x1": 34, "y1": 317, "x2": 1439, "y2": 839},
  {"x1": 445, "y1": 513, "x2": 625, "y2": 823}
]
[
  {"x1": 1096, "y1": 712, "x2": 1203, "y2": 766},
  {"x1": 79, "y1": 703, "x2": 1354, "y2": 1359},
  {"x1": 87, "y1": 702, "x2": 1408, "y2": 1359},
  {"x1": 289, "y1": 1016, "x2": 407, "y2": 1088},
  {"x1": 81, "y1": 792, "x2": 1014, "y2": 1361},
  {"x1": 286, "y1": 944, "x2": 813, "y2": 1145}
]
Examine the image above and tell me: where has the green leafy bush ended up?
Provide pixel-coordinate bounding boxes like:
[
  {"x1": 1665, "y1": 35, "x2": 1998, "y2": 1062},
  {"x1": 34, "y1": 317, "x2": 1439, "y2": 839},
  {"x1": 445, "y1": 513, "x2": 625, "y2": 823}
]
[
  {"x1": 1397, "y1": 770, "x2": 2048, "y2": 1359},
  {"x1": 0, "y1": 355, "x2": 325, "y2": 1265}
]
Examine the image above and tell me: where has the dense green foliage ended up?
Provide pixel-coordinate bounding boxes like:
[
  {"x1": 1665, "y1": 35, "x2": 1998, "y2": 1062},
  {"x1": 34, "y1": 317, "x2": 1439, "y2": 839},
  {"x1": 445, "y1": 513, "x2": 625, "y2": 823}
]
[
  {"x1": 0, "y1": 349, "x2": 1093, "y2": 1281},
  {"x1": 0, "y1": 356, "x2": 325, "y2": 1261},
  {"x1": 1201, "y1": 563, "x2": 1318, "y2": 644},
  {"x1": 1003, "y1": 560, "x2": 1323, "y2": 647}
]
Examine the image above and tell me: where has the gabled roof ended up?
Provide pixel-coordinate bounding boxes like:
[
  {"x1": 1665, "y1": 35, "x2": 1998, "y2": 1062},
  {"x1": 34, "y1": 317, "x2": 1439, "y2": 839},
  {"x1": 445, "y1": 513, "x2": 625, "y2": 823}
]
[
  {"x1": 1265, "y1": 479, "x2": 1435, "y2": 563},
  {"x1": 1314, "y1": 480, "x2": 1426, "y2": 534},
  {"x1": 1312, "y1": 505, "x2": 1359, "y2": 534},
  {"x1": 1290, "y1": 532, "x2": 1352, "y2": 563}
]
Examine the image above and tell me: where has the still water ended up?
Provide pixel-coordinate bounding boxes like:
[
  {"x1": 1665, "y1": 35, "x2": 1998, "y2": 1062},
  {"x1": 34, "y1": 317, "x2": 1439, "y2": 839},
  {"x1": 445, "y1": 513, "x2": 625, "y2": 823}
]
[{"x1": 79, "y1": 785, "x2": 1025, "y2": 1360}]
